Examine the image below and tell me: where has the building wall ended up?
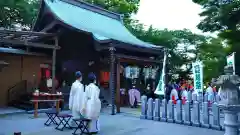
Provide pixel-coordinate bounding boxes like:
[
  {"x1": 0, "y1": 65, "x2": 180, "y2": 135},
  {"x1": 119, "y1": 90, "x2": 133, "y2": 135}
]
[
  {"x1": 0, "y1": 53, "x2": 50, "y2": 107},
  {"x1": 58, "y1": 30, "x2": 101, "y2": 85}
]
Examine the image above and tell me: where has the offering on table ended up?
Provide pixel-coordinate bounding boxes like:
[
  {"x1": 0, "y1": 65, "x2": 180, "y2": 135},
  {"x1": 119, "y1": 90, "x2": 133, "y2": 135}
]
[{"x1": 33, "y1": 89, "x2": 39, "y2": 96}]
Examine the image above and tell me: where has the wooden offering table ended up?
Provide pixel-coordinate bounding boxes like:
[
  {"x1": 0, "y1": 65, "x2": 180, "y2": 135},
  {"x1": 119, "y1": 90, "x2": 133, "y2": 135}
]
[{"x1": 31, "y1": 92, "x2": 63, "y2": 118}]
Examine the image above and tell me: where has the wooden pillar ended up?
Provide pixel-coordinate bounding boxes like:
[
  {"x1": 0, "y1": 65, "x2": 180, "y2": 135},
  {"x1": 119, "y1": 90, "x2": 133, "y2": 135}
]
[
  {"x1": 20, "y1": 56, "x2": 23, "y2": 80},
  {"x1": 52, "y1": 37, "x2": 58, "y2": 93},
  {"x1": 56, "y1": 100, "x2": 60, "y2": 113},
  {"x1": 109, "y1": 46, "x2": 116, "y2": 115},
  {"x1": 34, "y1": 101, "x2": 38, "y2": 118},
  {"x1": 116, "y1": 59, "x2": 121, "y2": 113}
]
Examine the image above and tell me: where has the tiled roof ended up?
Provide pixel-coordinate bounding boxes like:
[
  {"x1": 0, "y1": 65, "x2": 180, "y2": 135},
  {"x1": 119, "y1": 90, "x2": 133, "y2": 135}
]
[{"x1": 44, "y1": 0, "x2": 163, "y2": 50}]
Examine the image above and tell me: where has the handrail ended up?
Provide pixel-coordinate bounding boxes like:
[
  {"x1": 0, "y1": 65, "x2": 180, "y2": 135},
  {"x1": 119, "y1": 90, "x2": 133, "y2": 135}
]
[
  {"x1": 7, "y1": 80, "x2": 27, "y2": 104},
  {"x1": 7, "y1": 80, "x2": 25, "y2": 92}
]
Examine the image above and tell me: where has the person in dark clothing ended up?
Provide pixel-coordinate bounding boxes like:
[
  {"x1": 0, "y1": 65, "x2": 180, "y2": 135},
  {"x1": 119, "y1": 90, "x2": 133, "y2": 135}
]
[
  {"x1": 165, "y1": 83, "x2": 173, "y2": 102},
  {"x1": 145, "y1": 84, "x2": 152, "y2": 99},
  {"x1": 172, "y1": 82, "x2": 180, "y2": 99}
]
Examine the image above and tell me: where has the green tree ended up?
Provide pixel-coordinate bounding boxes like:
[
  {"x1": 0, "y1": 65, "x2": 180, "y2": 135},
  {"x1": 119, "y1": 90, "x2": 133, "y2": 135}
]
[
  {"x1": 128, "y1": 20, "x2": 227, "y2": 82},
  {"x1": 197, "y1": 38, "x2": 227, "y2": 81},
  {"x1": 0, "y1": 0, "x2": 140, "y2": 28},
  {"x1": 192, "y1": 0, "x2": 240, "y2": 76},
  {"x1": 83, "y1": 0, "x2": 140, "y2": 18},
  {"x1": 128, "y1": 20, "x2": 204, "y2": 80},
  {"x1": 0, "y1": 0, "x2": 39, "y2": 28},
  {"x1": 192, "y1": 0, "x2": 240, "y2": 52}
]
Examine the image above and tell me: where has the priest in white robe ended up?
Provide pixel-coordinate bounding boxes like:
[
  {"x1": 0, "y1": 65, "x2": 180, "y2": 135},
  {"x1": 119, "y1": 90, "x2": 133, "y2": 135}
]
[
  {"x1": 69, "y1": 71, "x2": 85, "y2": 127},
  {"x1": 83, "y1": 73, "x2": 101, "y2": 134}
]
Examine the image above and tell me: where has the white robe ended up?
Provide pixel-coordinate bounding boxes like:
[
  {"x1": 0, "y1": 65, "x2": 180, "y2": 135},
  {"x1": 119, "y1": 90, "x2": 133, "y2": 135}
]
[
  {"x1": 84, "y1": 83, "x2": 101, "y2": 133},
  {"x1": 181, "y1": 90, "x2": 188, "y2": 100},
  {"x1": 69, "y1": 80, "x2": 85, "y2": 121},
  {"x1": 206, "y1": 86, "x2": 214, "y2": 101}
]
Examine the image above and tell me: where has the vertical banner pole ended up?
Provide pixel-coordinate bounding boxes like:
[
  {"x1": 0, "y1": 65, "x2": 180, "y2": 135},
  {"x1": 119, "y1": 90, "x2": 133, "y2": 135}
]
[
  {"x1": 233, "y1": 52, "x2": 236, "y2": 75},
  {"x1": 163, "y1": 49, "x2": 167, "y2": 99},
  {"x1": 192, "y1": 61, "x2": 203, "y2": 99},
  {"x1": 154, "y1": 49, "x2": 167, "y2": 97}
]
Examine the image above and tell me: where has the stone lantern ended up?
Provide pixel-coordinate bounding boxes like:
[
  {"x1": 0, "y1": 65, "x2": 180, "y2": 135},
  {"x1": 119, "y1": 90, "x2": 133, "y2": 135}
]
[{"x1": 213, "y1": 65, "x2": 240, "y2": 135}]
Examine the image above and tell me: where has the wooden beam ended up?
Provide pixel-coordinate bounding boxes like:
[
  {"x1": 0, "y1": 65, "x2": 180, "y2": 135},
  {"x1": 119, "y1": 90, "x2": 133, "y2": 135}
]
[
  {"x1": 0, "y1": 29, "x2": 56, "y2": 37},
  {"x1": 40, "y1": 21, "x2": 57, "y2": 32},
  {"x1": 0, "y1": 39, "x2": 60, "y2": 49},
  {"x1": 110, "y1": 41, "x2": 163, "y2": 55},
  {"x1": 4, "y1": 34, "x2": 15, "y2": 39},
  {"x1": 116, "y1": 54, "x2": 162, "y2": 64},
  {"x1": 27, "y1": 22, "x2": 58, "y2": 42}
]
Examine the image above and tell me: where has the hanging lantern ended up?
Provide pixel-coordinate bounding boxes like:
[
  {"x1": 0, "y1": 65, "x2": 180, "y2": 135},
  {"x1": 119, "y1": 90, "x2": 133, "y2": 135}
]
[
  {"x1": 100, "y1": 71, "x2": 110, "y2": 86},
  {"x1": 120, "y1": 65, "x2": 124, "y2": 74}
]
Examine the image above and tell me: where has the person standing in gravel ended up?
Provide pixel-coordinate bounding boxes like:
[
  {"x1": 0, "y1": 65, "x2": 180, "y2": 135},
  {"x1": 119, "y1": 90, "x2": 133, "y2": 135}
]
[
  {"x1": 69, "y1": 71, "x2": 85, "y2": 127},
  {"x1": 83, "y1": 73, "x2": 101, "y2": 134}
]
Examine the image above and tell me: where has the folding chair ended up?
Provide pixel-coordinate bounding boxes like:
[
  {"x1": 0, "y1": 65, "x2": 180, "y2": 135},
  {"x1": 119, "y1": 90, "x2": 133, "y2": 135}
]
[
  {"x1": 55, "y1": 113, "x2": 73, "y2": 131},
  {"x1": 72, "y1": 117, "x2": 91, "y2": 135},
  {"x1": 44, "y1": 110, "x2": 58, "y2": 126}
]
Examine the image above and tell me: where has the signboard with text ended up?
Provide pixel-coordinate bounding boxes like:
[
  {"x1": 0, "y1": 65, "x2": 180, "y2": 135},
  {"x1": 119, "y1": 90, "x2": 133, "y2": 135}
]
[{"x1": 192, "y1": 61, "x2": 203, "y2": 93}]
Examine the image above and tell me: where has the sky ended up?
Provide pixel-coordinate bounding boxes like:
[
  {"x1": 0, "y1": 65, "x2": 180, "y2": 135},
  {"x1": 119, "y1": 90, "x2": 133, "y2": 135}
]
[{"x1": 133, "y1": 0, "x2": 206, "y2": 35}]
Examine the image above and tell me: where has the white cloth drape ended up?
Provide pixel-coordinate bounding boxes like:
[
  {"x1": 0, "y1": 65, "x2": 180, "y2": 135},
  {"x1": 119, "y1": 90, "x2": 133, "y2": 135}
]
[{"x1": 124, "y1": 67, "x2": 131, "y2": 78}]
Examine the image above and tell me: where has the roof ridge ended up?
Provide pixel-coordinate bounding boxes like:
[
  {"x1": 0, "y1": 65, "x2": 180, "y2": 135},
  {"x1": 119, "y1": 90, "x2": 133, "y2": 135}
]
[{"x1": 59, "y1": 0, "x2": 123, "y2": 22}]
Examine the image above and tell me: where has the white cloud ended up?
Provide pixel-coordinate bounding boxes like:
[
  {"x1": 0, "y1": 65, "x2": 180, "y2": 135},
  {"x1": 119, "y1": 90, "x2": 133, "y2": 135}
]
[{"x1": 133, "y1": 0, "x2": 216, "y2": 36}]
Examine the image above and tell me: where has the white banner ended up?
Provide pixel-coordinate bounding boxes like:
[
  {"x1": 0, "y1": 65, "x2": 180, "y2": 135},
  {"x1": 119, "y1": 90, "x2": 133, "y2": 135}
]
[
  {"x1": 192, "y1": 61, "x2": 203, "y2": 93},
  {"x1": 154, "y1": 51, "x2": 167, "y2": 95},
  {"x1": 227, "y1": 52, "x2": 235, "y2": 75}
]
